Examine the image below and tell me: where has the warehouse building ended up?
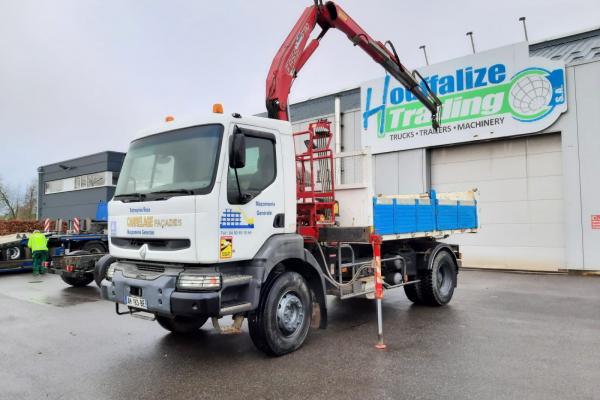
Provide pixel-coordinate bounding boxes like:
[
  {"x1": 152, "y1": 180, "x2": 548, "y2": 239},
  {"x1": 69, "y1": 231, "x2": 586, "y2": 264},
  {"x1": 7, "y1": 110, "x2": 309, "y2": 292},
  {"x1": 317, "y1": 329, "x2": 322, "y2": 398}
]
[
  {"x1": 37, "y1": 151, "x2": 125, "y2": 220},
  {"x1": 285, "y1": 27, "x2": 600, "y2": 272}
]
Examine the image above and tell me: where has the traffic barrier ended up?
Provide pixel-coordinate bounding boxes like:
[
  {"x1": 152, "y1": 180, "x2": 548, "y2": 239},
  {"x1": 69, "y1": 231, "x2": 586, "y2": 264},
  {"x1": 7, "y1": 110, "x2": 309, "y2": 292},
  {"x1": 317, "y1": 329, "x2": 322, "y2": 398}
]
[
  {"x1": 44, "y1": 218, "x2": 51, "y2": 233},
  {"x1": 73, "y1": 217, "x2": 80, "y2": 234}
]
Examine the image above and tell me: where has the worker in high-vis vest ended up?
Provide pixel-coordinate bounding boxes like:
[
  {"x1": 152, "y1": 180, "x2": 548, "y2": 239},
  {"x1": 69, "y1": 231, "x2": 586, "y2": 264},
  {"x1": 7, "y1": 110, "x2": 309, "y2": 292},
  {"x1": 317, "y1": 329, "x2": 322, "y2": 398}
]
[{"x1": 27, "y1": 230, "x2": 49, "y2": 276}]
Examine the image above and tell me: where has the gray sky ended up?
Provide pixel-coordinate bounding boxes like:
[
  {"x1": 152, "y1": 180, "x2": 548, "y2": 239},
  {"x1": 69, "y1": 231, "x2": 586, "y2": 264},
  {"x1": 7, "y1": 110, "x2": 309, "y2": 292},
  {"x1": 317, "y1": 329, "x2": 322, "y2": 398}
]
[{"x1": 1, "y1": 0, "x2": 599, "y2": 191}]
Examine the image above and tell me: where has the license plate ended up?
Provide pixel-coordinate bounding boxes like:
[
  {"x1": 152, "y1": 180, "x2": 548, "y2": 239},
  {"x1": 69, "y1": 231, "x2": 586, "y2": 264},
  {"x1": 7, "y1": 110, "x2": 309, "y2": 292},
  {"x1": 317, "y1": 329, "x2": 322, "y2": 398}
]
[{"x1": 126, "y1": 295, "x2": 147, "y2": 310}]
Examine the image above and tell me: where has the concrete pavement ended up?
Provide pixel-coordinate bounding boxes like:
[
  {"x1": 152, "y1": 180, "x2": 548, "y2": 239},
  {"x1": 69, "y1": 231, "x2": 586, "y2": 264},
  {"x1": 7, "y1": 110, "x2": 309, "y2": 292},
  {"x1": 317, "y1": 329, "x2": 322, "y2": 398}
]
[{"x1": 0, "y1": 269, "x2": 598, "y2": 400}]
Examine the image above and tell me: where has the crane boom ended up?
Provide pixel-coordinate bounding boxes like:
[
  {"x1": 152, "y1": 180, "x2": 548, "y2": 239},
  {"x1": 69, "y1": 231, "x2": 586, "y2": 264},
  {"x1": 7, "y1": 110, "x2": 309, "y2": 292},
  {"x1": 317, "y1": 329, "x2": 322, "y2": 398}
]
[{"x1": 266, "y1": 0, "x2": 442, "y2": 128}]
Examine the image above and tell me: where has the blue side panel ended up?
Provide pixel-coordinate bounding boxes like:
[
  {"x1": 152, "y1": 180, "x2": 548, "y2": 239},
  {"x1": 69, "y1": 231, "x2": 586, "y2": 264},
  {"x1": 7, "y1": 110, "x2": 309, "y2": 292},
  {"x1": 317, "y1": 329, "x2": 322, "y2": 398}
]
[
  {"x1": 373, "y1": 191, "x2": 478, "y2": 236},
  {"x1": 437, "y1": 204, "x2": 459, "y2": 230},
  {"x1": 373, "y1": 198, "x2": 395, "y2": 235},
  {"x1": 394, "y1": 203, "x2": 417, "y2": 233},
  {"x1": 416, "y1": 200, "x2": 435, "y2": 232},
  {"x1": 458, "y1": 204, "x2": 478, "y2": 229}
]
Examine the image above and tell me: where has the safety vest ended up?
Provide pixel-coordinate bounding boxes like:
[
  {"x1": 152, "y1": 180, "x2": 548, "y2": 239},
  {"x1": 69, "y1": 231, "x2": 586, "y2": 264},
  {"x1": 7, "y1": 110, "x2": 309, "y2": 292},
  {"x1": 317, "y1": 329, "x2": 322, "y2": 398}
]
[{"x1": 27, "y1": 233, "x2": 48, "y2": 252}]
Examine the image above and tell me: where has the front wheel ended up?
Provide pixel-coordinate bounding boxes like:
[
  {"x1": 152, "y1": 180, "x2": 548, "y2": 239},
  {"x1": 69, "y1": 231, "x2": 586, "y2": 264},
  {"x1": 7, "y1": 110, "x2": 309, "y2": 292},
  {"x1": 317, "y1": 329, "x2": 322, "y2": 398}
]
[
  {"x1": 94, "y1": 254, "x2": 115, "y2": 287},
  {"x1": 404, "y1": 280, "x2": 424, "y2": 304},
  {"x1": 156, "y1": 315, "x2": 208, "y2": 334},
  {"x1": 248, "y1": 271, "x2": 311, "y2": 356}
]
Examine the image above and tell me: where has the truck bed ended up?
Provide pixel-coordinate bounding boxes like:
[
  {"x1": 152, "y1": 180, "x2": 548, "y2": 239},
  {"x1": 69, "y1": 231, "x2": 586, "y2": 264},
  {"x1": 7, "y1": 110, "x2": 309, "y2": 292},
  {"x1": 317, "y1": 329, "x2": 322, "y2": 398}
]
[{"x1": 373, "y1": 190, "x2": 478, "y2": 240}]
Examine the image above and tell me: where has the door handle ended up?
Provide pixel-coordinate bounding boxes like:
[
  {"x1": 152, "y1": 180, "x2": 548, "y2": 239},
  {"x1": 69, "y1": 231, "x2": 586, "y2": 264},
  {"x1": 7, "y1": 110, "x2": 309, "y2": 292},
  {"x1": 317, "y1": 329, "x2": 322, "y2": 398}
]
[{"x1": 273, "y1": 213, "x2": 285, "y2": 228}]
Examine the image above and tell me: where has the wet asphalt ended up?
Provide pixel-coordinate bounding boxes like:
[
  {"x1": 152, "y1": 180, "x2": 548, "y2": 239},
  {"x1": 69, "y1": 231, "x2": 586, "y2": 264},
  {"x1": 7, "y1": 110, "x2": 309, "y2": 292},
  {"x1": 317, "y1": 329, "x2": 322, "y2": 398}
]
[{"x1": 0, "y1": 269, "x2": 599, "y2": 400}]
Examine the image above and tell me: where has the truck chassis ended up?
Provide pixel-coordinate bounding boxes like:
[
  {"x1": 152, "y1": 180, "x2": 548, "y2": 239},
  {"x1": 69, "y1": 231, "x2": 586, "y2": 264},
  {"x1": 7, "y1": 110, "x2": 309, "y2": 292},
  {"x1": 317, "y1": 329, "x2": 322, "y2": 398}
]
[{"x1": 103, "y1": 232, "x2": 460, "y2": 355}]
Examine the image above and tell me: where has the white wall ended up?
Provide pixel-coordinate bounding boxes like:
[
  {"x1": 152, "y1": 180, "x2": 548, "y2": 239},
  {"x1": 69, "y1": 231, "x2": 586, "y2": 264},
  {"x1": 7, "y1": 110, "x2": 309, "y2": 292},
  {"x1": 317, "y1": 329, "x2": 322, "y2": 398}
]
[
  {"x1": 573, "y1": 61, "x2": 600, "y2": 269},
  {"x1": 372, "y1": 149, "x2": 429, "y2": 195},
  {"x1": 543, "y1": 59, "x2": 600, "y2": 270}
]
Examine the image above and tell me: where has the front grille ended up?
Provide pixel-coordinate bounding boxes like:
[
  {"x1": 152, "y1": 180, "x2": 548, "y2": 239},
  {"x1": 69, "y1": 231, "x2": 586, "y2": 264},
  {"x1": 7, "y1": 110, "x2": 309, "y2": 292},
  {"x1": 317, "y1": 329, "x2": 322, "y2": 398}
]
[
  {"x1": 111, "y1": 237, "x2": 190, "y2": 251},
  {"x1": 137, "y1": 264, "x2": 166, "y2": 273}
]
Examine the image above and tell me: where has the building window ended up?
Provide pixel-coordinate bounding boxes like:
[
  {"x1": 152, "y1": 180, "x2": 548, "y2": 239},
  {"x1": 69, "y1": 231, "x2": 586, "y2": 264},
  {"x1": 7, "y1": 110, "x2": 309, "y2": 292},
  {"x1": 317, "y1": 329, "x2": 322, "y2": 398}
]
[
  {"x1": 45, "y1": 180, "x2": 64, "y2": 194},
  {"x1": 45, "y1": 171, "x2": 115, "y2": 195},
  {"x1": 87, "y1": 172, "x2": 106, "y2": 187}
]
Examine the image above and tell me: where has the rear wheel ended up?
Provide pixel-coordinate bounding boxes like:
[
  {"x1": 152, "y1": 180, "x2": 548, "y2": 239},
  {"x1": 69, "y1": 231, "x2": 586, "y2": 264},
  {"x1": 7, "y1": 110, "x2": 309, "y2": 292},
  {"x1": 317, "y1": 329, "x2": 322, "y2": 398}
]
[
  {"x1": 420, "y1": 251, "x2": 457, "y2": 306},
  {"x1": 156, "y1": 315, "x2": 208, "y2": 334},
  {"x1": 61, "y1": 274, "x2": 94, "y2": 287},
  {"x1": 61, "y1": 250, "x2": 94, "y2": 287},
  {"x1": 83, "y1": 241, "x2": 107, "y2": 254},
  {"x1": 248, "y1": 271, "x2": 311, "y2": 356}
]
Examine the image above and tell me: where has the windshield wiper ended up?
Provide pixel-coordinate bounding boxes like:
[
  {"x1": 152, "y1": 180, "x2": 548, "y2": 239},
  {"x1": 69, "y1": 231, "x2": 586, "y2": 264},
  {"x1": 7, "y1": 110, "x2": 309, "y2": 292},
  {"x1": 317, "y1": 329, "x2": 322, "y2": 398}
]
[
  {"x1": 114, "y1": 193, "x2": 147, "y2": 202},
  {"x1": 148, "y1": 189, "x2": 195, "y2": 200},
  {"x1": 149, "y1": 189, "x2": 195, "y2": 195}
]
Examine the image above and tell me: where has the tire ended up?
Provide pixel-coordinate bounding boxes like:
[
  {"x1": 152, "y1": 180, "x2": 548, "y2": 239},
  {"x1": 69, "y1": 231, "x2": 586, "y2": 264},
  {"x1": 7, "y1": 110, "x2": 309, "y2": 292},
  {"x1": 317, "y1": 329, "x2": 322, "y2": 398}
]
[
  {"x1": 404, "y1": 280, "x2": 424, "y2": 304},
  {"x1": 94, "y1": 254, "x2": 115, "y2": 287},
  {"x1": 420, "y1": 251, "x2": 457, "y2": 306},
  {"x1": 248, "y1": 271, "x2": 312, "y2": 356},
  {"x1": 83, "y1": 241, "x2": 107, "y2": 254},
  {"x1": 61, "y1": 274, "x2": 94, "y2": 287},
  {"x1": 60, "y1": 250, "x2": 94, "y2": 287},
  {"x1": 156, "y1": 315, "x2": 208, "y2": 334}
]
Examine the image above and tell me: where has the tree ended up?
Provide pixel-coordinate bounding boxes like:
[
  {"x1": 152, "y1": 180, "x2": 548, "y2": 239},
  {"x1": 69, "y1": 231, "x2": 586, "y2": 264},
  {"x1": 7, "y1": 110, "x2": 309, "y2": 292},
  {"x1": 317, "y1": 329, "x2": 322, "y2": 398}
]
[
  {"x1": 0, "y1": 176, "x2": 37, "y2": 220},
  {"x1": 0, "y1": 177, "x2": 17, "y2": 219},
  {"x1": 18, "y1": 180, "x2": 38, "y2": 220}
]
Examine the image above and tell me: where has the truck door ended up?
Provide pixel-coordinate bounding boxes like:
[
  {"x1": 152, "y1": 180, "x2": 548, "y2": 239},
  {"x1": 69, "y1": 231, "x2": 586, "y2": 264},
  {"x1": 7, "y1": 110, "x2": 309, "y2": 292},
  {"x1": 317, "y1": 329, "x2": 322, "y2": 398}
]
[{"x1": 217, "y1": 124, "x2": 285, "y2": 262}]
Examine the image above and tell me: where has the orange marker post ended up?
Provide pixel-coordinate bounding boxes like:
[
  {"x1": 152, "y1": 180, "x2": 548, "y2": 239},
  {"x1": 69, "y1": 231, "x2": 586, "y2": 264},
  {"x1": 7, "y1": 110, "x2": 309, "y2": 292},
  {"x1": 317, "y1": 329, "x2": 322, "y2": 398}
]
[{"x1": 371, "y1": 234, "x2": 386, "y2": 349}]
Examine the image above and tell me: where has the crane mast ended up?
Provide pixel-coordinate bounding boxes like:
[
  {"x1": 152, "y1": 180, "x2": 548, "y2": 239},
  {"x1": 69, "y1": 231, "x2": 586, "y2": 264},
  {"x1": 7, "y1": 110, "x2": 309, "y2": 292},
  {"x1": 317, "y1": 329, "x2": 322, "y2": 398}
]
[
  {"x1": 266, "y1": 1, "x2": 442, "y2": 239},
  {"x1": 266, "y1": 0, "x2": 442, "y2": 128}
]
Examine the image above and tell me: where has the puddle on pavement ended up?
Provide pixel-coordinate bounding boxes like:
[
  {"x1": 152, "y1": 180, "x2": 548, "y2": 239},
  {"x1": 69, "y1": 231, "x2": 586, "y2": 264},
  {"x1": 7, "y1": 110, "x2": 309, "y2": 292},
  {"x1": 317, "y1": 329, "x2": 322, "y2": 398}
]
[{"x1": 28, "y1": 293, "x2": 100, "y2": 307}]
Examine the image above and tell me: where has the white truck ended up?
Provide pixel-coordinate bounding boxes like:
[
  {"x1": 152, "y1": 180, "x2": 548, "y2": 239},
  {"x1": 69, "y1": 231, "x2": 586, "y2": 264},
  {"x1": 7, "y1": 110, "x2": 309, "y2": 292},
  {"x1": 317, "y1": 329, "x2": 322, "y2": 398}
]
[{"x1": 99, "y1": 1, "x2": 478, "y2": 356}]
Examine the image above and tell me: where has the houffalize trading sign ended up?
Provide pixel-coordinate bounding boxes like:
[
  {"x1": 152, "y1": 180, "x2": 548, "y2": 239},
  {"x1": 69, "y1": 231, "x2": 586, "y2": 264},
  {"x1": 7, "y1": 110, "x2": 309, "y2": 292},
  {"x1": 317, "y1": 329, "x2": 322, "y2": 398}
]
[{"x1": 361, "y1": 42, "x2": 567, "y2": 153}]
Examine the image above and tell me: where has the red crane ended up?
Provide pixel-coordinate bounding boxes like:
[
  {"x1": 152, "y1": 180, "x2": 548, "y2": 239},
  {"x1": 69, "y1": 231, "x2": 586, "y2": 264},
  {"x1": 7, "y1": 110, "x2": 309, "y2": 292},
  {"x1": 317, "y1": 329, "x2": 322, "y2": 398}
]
[
  {"x1": 266, "y1": 1, "x2": 442, "y2": 240},
  {"x1": 266, "y1": 0, "x2": 442, "y2": 127}
]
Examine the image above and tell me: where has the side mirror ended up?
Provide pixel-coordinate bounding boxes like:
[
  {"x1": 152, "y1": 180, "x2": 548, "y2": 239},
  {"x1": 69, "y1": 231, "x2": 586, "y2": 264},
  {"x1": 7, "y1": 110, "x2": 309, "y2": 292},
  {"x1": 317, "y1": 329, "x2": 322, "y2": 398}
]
[{"x1": 229, "y1": 126, "x2": 246, "y2": 169}]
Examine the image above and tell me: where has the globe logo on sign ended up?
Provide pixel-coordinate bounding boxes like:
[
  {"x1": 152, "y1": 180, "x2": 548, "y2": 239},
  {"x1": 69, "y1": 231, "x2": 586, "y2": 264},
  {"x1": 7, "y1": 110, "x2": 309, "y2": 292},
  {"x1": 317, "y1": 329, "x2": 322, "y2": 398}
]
[{"x1": 508, "y1": 68, "x2": 561, "y2": 122}]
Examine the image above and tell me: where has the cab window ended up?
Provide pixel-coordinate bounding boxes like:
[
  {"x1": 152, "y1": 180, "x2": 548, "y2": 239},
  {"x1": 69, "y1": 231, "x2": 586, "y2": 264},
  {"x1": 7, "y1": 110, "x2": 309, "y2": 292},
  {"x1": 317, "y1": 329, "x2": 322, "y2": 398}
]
[{"x1": 228, "y1": 134, "x2": 276, "y2": 204}]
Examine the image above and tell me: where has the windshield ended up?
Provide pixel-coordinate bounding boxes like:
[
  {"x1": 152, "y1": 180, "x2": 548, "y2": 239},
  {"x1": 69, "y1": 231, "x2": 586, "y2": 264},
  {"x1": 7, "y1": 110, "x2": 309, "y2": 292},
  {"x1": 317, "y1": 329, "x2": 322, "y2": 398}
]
[{"x1": 115, "y1": 124, "x2": 224, "y2": 197}]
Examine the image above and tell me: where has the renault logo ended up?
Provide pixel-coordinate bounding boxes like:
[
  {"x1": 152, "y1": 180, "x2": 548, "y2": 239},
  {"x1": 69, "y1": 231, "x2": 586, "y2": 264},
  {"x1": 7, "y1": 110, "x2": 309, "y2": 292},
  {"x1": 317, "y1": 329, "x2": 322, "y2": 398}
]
[{"x1": 139, "y1": 244, "x2": 148, "y2": 260}]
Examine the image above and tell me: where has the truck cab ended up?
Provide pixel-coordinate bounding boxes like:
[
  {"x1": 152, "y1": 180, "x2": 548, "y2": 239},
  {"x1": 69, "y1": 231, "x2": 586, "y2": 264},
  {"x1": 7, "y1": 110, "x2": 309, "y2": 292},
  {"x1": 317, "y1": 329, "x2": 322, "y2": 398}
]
[
  {"x1": 102, "y1": 112, "x2": 328, "y2": 355},
  {"x1": 108, "y1": 114, "x2": 297, "y2": 264}
]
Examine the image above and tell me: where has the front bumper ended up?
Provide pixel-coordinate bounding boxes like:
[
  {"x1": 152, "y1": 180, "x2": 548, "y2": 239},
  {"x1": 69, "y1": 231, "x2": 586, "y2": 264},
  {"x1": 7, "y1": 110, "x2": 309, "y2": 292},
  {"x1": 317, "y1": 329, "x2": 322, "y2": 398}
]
[{"x1": 101, "y1": 262, "x2": 262, "y2": 318}]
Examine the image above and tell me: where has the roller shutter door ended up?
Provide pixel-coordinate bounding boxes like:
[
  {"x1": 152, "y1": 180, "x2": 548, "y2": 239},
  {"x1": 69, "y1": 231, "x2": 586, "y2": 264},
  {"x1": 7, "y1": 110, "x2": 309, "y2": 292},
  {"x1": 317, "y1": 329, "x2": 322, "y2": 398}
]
[{"x1": 430, "y1": 134, "x2": 564, "y2": 271}]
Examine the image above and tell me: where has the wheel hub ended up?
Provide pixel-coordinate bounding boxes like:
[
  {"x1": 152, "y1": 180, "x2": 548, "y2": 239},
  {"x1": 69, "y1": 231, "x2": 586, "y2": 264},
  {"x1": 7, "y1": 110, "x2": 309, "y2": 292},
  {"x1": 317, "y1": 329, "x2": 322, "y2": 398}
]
[
  {"x1": 437, "y1": 262, "x2": 452, "y2": 296},
  {"x1": 276, "y1": 292, "x2": 304, "y2": 336}
]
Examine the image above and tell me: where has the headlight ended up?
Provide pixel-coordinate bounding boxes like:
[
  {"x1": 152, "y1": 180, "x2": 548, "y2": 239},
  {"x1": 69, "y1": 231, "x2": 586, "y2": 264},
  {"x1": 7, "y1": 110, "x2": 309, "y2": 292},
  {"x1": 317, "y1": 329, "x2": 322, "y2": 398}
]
[
  {"x1": 106, "y1": 264, "x2": 117, "y2": 281},
  {"x1": 177, "y1": 273, "x2": 221, "y2": 291}
]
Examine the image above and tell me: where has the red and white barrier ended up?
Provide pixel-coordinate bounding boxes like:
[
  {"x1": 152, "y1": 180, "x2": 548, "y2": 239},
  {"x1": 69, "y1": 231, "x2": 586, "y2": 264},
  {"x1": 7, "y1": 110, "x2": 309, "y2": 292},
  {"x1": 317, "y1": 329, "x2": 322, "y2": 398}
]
[
  {"x1": 72, "y1": 217, "x2": 80, "y2": 234},
  {"x1": 44, "y1": 218, "x2": 51, "y2": 233}
]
